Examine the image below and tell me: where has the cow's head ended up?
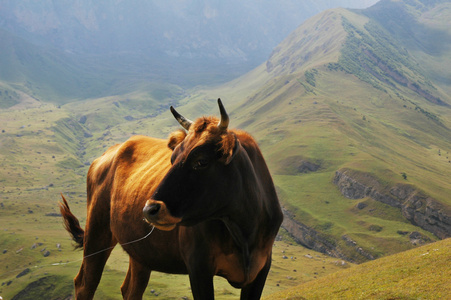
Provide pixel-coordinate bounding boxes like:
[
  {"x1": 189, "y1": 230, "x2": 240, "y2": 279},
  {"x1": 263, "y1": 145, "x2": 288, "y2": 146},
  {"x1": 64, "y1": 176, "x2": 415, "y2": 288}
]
[{"x1": 143, "y1": 99, "x2": 241, "y2": 230}]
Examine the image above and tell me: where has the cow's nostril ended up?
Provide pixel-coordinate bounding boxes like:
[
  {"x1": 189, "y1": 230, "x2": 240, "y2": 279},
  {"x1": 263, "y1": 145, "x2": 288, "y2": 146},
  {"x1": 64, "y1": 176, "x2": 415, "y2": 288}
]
[{"x1": 143, "y1": 203, "x2": 161, "y2": 217}]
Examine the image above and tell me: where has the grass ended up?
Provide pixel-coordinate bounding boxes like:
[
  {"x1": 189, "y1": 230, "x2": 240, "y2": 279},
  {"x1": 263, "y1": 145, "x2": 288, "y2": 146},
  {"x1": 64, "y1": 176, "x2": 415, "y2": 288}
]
[
  {"x1": 181, "y1": 5, "x2": 451, "y2": 262},
  {"x1": 0, "y1": 88, "x2": 350, "y2": 299},
  {"x1": 273, "y1": 171, "x2": 436, "y2": 262},
  {"x1": 0, "y1": 224, "x2": 351, "y2": 299},
  {"x1": 1, "y1": 2, "x2": 451, "y2": 298},
  {"x1": 268, "y1": 238, "x2": 451, "y2": 299}
]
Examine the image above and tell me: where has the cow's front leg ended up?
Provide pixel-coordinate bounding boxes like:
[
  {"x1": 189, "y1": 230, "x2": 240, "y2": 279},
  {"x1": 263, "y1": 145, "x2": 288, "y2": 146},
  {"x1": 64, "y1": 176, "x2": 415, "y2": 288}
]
[
  {"x1": 184, "y1": 244, "x2": 215, "y2": 298},
  {"x1": 240, "y1": 257, "x2": 271, "y2": 300},
  {"x1": 187, "y1": 265, "x2": 215, "y2": 300},
  {"x1": 180, "y1": 226, "x2": 215, "y2": 299}
]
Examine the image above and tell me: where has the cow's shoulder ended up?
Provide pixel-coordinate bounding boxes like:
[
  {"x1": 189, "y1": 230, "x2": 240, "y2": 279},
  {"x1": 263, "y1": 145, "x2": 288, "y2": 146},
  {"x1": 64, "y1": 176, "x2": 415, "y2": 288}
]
[
  {"x1": 232, "y1": 129, "x2": 257, "y2": 147},
  {"x1": 231, "y1": 129, "x2": 263, "y2": 163},
  {"x1": 231, "y1": 129, "x2": 255, "y2": 152}
]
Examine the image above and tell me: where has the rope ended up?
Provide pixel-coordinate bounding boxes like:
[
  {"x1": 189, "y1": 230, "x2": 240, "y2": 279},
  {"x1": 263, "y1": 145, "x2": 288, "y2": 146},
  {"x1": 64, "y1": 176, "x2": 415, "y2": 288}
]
[
  {"x1": 2, "y1": 226, "x2": 156, "y2": 275},
  {"x1": 81, "y1": 225, "x2": 155, "y2": 260}
]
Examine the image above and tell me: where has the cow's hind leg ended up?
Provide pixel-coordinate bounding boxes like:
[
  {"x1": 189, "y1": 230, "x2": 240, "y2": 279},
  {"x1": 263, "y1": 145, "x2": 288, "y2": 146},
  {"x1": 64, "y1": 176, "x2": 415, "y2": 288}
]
[
  {"x1": 74, "y1": 232, "x2": 117, "y2": 299},
  {"x1": 74, "y1": 205, "x2": 117, "y2": 300},
  {"x1": 121, "y1": 257, "x2": 151, "y2": 299}
]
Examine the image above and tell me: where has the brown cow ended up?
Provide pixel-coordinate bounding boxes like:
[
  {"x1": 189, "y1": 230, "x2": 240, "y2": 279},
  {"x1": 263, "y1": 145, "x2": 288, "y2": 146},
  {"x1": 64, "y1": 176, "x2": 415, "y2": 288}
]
[{"x1": 60, "y1": 99, "x2": 283, "y2": 299}]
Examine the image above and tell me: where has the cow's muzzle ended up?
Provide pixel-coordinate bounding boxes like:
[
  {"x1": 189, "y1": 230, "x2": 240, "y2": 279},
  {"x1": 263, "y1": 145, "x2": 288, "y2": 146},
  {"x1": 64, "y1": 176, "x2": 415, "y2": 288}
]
[{"x1": 143, "y1": 200, "x2": 182, "y2": 231}]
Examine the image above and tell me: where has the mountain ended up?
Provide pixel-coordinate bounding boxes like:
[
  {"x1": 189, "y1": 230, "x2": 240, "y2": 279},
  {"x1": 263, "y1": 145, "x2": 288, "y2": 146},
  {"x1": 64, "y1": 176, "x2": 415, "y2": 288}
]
[
  {"x1": 0, "y1": 0, "x2": 379, "y2": 104},
  {"x1": 176, "y1": 0, "x2": 451, "y2": 262},
  {"x1": 1, "y1": 0, "x2": 451, "y2": 298},
  {"x1": 0, "y1": 28, "x2": 117, "y2": 104},
  {"x1": 363, "y1": 0, "x2": 451, "y2": 94},
  {"x1": 0, "y1": 27, "x2": 195, "y2": 104},
  {"x1": 0, "y1": 0, "x2": 379, "y2": 62}
]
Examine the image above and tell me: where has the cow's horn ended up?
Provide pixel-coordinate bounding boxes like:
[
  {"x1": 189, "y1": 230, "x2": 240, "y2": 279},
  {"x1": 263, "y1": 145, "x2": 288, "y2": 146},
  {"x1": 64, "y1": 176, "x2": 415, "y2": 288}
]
[
  {"x1": 170, "y1": 106, "x2": 193, "y2": 130},
  {"x1": 217, "y1": 98, "x2": 229, "y2": 131}
]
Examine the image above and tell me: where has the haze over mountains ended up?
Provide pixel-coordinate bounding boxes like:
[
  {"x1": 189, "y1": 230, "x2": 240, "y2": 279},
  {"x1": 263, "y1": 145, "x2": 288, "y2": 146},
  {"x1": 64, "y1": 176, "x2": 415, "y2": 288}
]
[
  {"x1": 0, "y1": 0, "x2": 378, "y2": 59},
  {"x1": 1, "y1": 0, "x2": 451, "y2": 298},
  {"x1": 0, "y1": 0, "x2": 378, "y2": 102}
]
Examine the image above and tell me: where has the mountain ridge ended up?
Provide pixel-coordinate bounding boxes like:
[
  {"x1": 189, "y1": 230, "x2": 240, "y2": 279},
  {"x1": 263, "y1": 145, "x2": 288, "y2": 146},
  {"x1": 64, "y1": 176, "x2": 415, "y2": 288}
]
[
  {"x1": 184, "y1": 0, "x2": 451, "y2": 262},
  {"x1": 0, "y1": 0, "x2": 380, "y2": 104},
  {"x1": 0, "y1": 0, "x2": 379, "y2": 60},
  {"x1": 1, "y1": 0, "x2": 451, "y2": 298}
]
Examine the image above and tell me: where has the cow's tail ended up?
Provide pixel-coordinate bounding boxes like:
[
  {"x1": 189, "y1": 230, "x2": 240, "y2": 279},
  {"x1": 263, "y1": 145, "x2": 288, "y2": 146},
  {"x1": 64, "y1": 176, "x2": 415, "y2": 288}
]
[{"x1": 59, "y1": 194, "x2": 84, "y2": 249}]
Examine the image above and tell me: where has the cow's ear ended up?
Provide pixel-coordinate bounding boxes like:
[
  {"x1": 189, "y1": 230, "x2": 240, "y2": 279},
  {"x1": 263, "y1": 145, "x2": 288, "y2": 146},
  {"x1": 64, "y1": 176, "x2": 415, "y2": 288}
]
[
  {"x1": 218, "y1": 133, "x2": 240, "y2": 165},
  {"x1": 168, "y1": 130, "x2": 187, "y2": 150}
]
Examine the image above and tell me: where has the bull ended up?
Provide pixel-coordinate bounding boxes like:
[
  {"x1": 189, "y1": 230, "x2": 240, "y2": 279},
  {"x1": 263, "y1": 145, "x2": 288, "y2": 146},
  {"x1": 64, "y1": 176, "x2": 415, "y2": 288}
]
[{"x1": 59, "y1": 99, "x2": 283, "y2": 299}]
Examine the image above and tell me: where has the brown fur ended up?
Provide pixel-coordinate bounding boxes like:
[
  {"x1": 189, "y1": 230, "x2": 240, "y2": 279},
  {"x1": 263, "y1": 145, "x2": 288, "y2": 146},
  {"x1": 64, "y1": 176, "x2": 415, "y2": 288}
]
[
  {"x1": 167, "y1": 129, "x2": 187, "y2": 150},
  {"x1": 60, "y1": 114, "x2": 283, "y2": 300},
  {"x1": 59, "y1": 194, "x2": 84, "y2": 249}
]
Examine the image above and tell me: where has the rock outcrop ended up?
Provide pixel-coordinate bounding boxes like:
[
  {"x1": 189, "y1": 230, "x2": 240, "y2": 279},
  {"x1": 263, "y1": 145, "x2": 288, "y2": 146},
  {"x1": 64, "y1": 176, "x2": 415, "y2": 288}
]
[
  {"x1": 276, "y1": 155, "x2": 321, "y2": 175},
  {"x1": 281, "y1": 208, "x2": 373, "y2": 263},
  {"x1": 333, "y1": 169, "x2": 451, "y2": 239}
]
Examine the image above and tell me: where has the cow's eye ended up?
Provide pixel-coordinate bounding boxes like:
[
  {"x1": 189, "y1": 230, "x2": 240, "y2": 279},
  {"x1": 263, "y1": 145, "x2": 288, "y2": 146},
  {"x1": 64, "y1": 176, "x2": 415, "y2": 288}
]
[{"x1": 193, "y1": 158, "x2": 209, "y2": 170}]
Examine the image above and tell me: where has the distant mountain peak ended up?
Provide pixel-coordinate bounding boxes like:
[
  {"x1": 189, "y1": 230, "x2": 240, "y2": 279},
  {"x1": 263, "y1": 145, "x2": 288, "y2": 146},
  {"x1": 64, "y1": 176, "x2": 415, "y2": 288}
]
[
  {"x1": 264, "y1": 1, "x2": 450, "y2": 107},
  {"x1": 265, "y1": 8, "x2": 361, "y2": 76}
]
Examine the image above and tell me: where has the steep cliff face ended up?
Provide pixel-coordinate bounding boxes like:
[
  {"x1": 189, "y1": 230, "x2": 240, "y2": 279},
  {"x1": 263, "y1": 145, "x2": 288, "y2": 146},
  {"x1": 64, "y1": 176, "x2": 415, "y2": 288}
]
[
  {"x1": 333, "y1": 169, "x2": 451, "y2": 239},
  {"x1": 281, "y1": 207, "x2": 434, "y2": 263},
  {"x1": 281, "y1": 209, "x2": 342, "y2": 258},
  {"x1": 281, "y1": 209, "x2": 376, "y2": 263}
]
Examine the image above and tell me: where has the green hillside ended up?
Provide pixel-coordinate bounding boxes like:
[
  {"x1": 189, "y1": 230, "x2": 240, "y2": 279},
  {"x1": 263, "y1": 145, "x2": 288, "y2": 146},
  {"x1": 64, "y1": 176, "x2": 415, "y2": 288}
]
[
  {"x1": 178, "y1": 1, "x2": 451, "y2": 262},
  {"x1": 268, "y1": 237, "x2": 451, "y2": 299},
  {"x1": 1, "y1": 0, "x2": 451, "y2": 298}
]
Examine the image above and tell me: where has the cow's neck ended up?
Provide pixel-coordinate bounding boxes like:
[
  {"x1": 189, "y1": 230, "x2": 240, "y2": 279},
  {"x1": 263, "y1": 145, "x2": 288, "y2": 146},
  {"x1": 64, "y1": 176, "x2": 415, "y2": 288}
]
[
  {"x1": 220, "y1": 151, "x2": 271, "y2": 274},
  {"x1": 222, "y1": 217, "x2": 251, "y2": 273},
  {"x1": 221, "y1": 192, "x2": 268, "y2": 281}
]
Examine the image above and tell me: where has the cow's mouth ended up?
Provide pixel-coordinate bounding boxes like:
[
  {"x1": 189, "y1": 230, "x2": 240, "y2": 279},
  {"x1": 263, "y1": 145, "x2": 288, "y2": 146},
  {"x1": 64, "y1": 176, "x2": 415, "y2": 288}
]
[
  {"x1": 143, "y1": 218, "x2": 177, "y2": 231},
  {"x1": 143, "y1": 200, "x2": 182, "y2": 231}
]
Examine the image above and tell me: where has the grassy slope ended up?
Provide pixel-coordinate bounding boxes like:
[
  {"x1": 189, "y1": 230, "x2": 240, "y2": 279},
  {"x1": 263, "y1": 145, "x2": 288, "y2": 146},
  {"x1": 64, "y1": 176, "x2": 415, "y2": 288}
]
[
  {"x1": 179, "y1": 4, "x2": 451, "y2": 261},
  {"x1": 1, "y1": 1, "x2": 451, "y2": 298},
  {"x1": 1, "y1": 86, "x2": 347, "y2": 299},
  {"x1": 268, "y1": 237, "x2": 451, "y2": 299},
  {"x1": 0, "y1": 88, "x2": 166, "y2": 298},
  {"x1": 0, "y1": 101, "x2": 87, "y2": 298},
  {"x1": 0, "y1": 69, "x2": 352, "y2": 298}
]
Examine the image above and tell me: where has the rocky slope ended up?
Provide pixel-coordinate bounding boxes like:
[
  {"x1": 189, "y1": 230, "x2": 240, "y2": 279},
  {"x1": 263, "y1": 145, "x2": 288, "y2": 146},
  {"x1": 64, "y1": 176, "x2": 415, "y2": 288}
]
[
  {"x1": 333, "y1": 169, "x2": 451, "y2": 239},
  {"x1": 281, "y1": 209, "x2": 376, "y2": 263}
]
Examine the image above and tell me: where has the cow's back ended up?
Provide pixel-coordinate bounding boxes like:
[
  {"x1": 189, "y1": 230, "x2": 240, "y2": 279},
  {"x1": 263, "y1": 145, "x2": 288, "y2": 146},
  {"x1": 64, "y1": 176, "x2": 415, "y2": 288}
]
[
  {"x1": 87, "y1": 135, "x2": 171, "y2": 207},
  {"x1": 86, "y1": 136, "x2": 187, "y2": 272}
]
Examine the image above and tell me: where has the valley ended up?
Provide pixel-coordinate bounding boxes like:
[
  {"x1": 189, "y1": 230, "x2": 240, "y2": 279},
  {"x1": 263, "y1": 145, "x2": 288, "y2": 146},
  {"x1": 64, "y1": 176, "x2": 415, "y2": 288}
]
[{"x1": 1, "y1": 0, "x2": 451, "y2": 298}]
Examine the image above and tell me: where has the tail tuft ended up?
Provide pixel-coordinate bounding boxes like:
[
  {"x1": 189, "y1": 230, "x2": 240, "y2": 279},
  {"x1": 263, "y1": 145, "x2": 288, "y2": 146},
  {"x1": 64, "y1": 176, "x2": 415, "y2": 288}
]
[{"x1": 59, "y1": 194, "x2": 84, "y2": 249}]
